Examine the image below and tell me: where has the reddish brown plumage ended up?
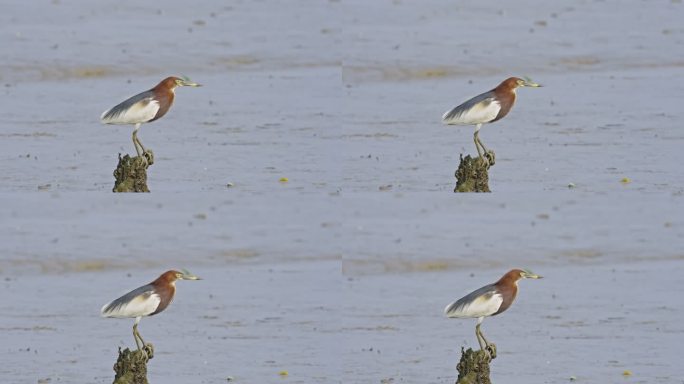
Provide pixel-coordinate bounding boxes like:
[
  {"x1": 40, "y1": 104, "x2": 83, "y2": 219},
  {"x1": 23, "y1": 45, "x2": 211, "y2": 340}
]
[
  {"x1": 149, "y1": 270, "x2": 179, "y2": 316},
  {"x1": 490, "y1": 77, "x2": 521, "y2": 123},
  {"x1": 148, "y1": 77, "x2": 179, "y2": 122},
  {"x1": 491, "y1": 269, "x2": 524, "y2": 316}
]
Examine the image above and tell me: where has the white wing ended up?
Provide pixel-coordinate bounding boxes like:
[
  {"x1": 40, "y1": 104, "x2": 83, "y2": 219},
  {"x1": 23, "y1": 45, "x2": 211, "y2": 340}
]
[
  {"x1": 442, "y1": 92, "x2": 501, "y2": 126},
  {"x1": 101, "y1": 285, "x2": 161, "y2": 318},
  {"x1": 101, "y1": 91, "x2": 160, "y2": 125},
  {"x1": 445, "y1": 285, "x2": 503, "y2": 318}
]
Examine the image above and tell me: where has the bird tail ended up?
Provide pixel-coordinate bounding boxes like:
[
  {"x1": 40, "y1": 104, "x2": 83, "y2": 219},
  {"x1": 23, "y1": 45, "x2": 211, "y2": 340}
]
[
  {"x1": 441, "y1": 108, "x2": 454, "y2": 123},
  {"x1": 101, "y1": 301, "x2": 114, "y2": 317},
  {"x1": 444, "y1": 301, "x2": 458, "y2": 317}
]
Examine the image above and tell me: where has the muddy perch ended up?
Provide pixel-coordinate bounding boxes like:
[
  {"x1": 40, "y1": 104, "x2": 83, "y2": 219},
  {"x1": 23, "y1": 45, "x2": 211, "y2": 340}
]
[
  {"x1": 455, "y1": 347, "x2": 492, "y2": 384},
  {"x1": 454, "y1": 154, "x2": 491, "y2": 193},
  {"x1": 112, "y1": 152, "x2": 153, "y2": 193},
  {"x1": 112, "y1": 346, "x2": 153, "y2": 384}
]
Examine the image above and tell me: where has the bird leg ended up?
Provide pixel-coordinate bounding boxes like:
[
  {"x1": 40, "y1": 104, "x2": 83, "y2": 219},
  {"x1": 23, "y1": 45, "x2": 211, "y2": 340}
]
[
  {"x1": 133, "y1": 322, "x2": 154, "y2": 361},
  {"x1": 474, "y1": 323, "x2": 486, "y2": 351},
  {"x1": 473, "y1": 131, "x2": 485, "y2": 164},
  {"x1": 135, "y1": 136, "x2": 147, "y2": 155},
  {"x1": 476, "y1": 323, "x2": 497, "y2": 360},
  {"x1": 473, "y1": 131, "x2": 494, "y2": 168},
  {"x1": 131, "y1": 127, "x2": 154, "y2": 166},
  {"x1": 475, "y1": 132, "x2": 495, "y2": 167},
  {"x1": 131, "y1": 124, "x2": 143, "y2": 158},
  {"x1": 133, "y1": 323, "x2": 143, "y2": 351},
  {"x1": 134, "y1": 326, "x2": 146, "y2": 349}
]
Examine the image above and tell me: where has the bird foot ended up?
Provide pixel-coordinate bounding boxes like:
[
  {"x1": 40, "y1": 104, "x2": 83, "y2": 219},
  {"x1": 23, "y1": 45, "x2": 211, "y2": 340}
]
[
  {"x1": 484, "y1": 150, "x2": 495, "y2": 167},
  {"x1": 485, "y1": 343, "x2": 497, "y2": 360},
  {"x1": 139, "y1": 343, "x2": 154, "y2": 361},
  {"x1": 142, "y1": 149, "x2": 154, "y2": 167}
]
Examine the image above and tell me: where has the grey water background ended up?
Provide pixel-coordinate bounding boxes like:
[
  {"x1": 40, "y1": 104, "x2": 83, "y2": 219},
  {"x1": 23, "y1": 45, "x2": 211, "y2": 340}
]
[{"x1": 1, "y1": 0, "x2": 684, "y2": 383}]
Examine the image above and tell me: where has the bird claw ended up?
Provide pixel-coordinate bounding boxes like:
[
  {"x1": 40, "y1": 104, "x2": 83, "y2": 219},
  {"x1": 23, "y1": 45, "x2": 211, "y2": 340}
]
[
  {"x1": 142, "y1": 149, "x2": 155, "y2": 167},
  {"x1": 139, "y1": 343, "x2": 154, "y2": 361},
  {"x1": 484, "y1": 150, "x2": 496, "y2": 167},
  {"x1": 485, "y1": 343, "x2": 497, "y2": 360}
]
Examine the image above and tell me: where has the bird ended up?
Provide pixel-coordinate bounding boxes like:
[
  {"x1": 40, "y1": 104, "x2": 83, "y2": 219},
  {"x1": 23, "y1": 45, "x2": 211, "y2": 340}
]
[
  {"x1": 101, "y1": 76, "x2": 201, "y2": 165},
  {"x1": 101, "y1": 269, "x2": 201, "y2": 359},
  {"x1": 444, "y1": 269, "x2": 542, "y2": 359},
  {"x1": 442, "y1": 77, "x2": 541, "y2": 167}
]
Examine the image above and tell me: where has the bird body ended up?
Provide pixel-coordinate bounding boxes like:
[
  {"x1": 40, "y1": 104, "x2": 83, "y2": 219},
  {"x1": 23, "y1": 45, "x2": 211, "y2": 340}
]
[
  {"x1": 101, "y1": 271, "x2": 178, "y2": 319},
  {"x1": 442, "y1": 78, "x2": 520, "y2": 126},
  {"x1": 101, "y1": 76, "x2": 201, "y2": 163},
  {"x1": 445, "y1": 269, "x2": 542, "y2": 358},
  {"x1": 101, "y1": 269, "x2": 201, "y2": 358},
  {"x1": 442, "y1": 77, "x2": 541, "y2": 166}
]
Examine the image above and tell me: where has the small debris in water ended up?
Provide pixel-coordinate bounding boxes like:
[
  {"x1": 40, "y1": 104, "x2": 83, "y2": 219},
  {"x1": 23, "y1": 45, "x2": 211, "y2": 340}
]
[
  {"x1": 278, "y1": 370, "x2": 288, "y2": 376},
  {"x1": 279, "y1": 177, "x2": 289, "y2": 183},
  {"x1": 567, "y1": 182, "x2": 576, "y2": 189},
  {"x1": 622, "y1": 370, "x2": 632, "y2": 376},
  {"x1": 378, "y1": 184, "x2": 392, "y2": 191},
  {"x1": 620, "y1": 177, "x2": 631, "y2": 184}
]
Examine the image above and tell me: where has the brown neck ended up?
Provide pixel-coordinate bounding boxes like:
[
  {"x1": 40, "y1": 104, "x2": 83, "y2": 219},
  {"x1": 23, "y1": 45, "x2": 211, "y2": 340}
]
[
  {"x1": 148, "y1": 80, "x2": 176, "y2": 122},
  {"x1": 150, "y1": 271, "x2": 178, "y2": 315},
  {"x1": 490, "y1": 82, "x2": 517, "y2": 122},
  {"x1": 492, "y1": 270, "x2": 521, "y2": 315}
]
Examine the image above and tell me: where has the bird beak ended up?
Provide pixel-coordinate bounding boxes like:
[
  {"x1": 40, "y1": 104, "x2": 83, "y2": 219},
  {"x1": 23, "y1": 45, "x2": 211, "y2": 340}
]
[
  {"x1": 521, "y1": 269, "x2": 543, "y2": 279},
  {"x1": 179, "y1": 76, "x2": 202, "y2": 87},
  {"x1": 180, "y1": 269, "x2": 202, "y2": 280},
  {"x1": 181, "y1": 80, "x2": 202, "y2": 87},
  {"x1": 521, "y1": 77, "x2": 542, "y2": 87}
]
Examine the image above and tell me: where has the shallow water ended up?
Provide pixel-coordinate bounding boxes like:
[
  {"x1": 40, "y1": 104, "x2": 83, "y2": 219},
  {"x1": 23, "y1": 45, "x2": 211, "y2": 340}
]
[{"x1": 2, "y1": 0, "x2": 684, "y2": 383}]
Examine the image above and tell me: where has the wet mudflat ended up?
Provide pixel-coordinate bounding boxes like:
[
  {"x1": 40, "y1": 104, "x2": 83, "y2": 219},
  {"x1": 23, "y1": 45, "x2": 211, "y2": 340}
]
[
  {"x1": 1, "y1": 192, "x2": 683, "y2": 383},
  {"x1": 343, "y1": 261, "x2": 684, "y2": 384},
  {"x1": 2, "y1": 0, "x2": 684, "y2": 383},
  {"x1": 0, "y1": 259, "x2": 341, "y2": 383}
]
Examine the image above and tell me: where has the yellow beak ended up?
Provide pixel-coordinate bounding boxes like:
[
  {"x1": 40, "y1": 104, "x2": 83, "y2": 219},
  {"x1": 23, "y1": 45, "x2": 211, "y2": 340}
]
[{"x1": 522, "y1": 77, "x2": 542, "y2": 87}]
